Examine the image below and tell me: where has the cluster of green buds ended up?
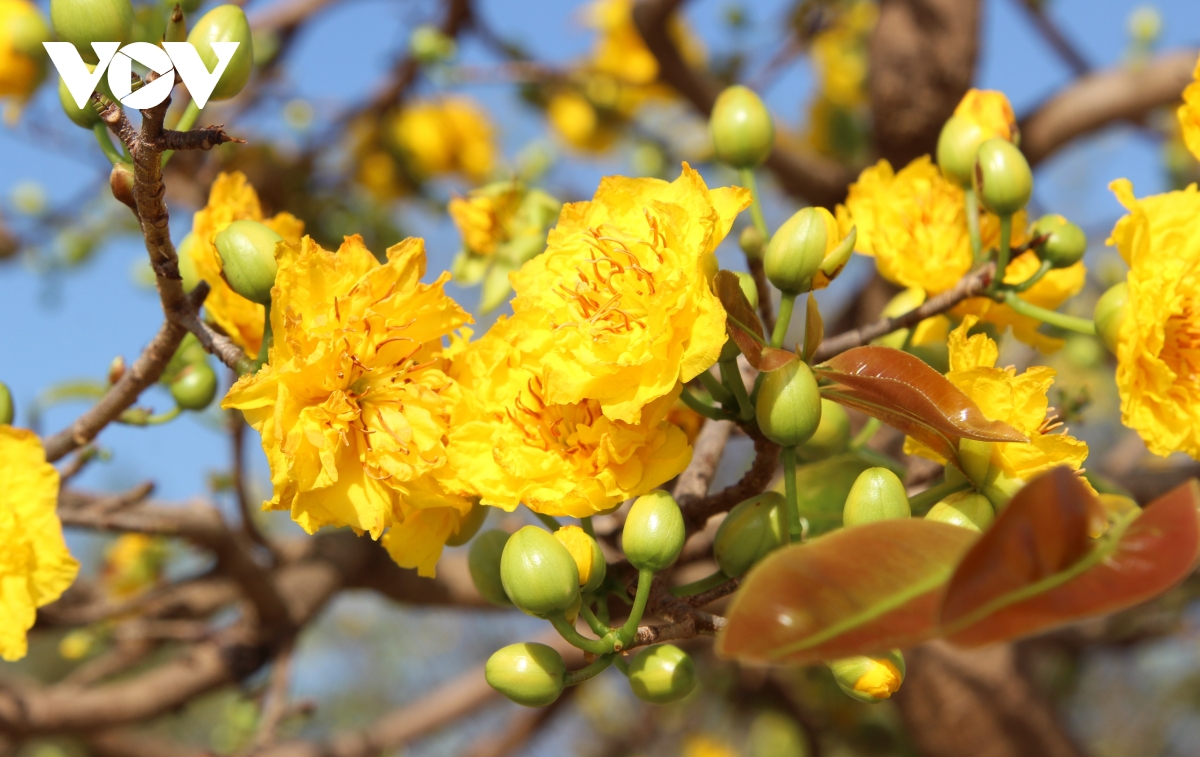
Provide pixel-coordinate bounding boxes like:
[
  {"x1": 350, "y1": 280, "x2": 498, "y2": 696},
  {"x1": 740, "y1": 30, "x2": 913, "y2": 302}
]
[
  {"x1": 161, "y1": 333, "x2": 217, "y2": 412},
  {"x1": 476, "y1": 491, "x2": 700, "y2": 707}
]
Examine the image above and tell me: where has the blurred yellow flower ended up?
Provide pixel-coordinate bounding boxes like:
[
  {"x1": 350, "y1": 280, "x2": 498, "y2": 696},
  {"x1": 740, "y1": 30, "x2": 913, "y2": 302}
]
[
  {"x1": 391, "y1": 97, "x2": 496, "y2": 182},
  {"x1": 1178, "y1": 54, "x2": 1200, "y2": 161},
  {"x1": 954, "y1": 88, "x2": 1019, "y2": 144},
  {"x1": 547, "y1": 90, "x2": 618, "y2": 153},
  {"x1": 585, "y1": 0, "x2": 701, "y2": 87},
  {"x1": 449, "y1": 184, "x2": 525, "y2": 257},
  {"x1": 510, "y1": 164, "x2": 749, "y2": 424},
  {"x1": 682, "y1": 735, "x2": 739, "y2": 757},
  {"x1": 1106, "y1": 179, "x2": 1200, "y2": 459},
  {"x1": 906, "y1": 316, "x2": 1091, "y2": 486},
  {"x1": 810, "y1": 0, "x2": 877, "y2": 109},
  {"x1": 189, "y1": 172, "x2": 305, "y2": 356},
  {"x1": 223, "y1": 235, "x2": 475, "y2": 576},
  {"x1": 0, "y1": 426, "x2": 79, "y2": 661},
  {"x1": 0, "y1": 0, "x2": 49, "y2": 119},
  {"x1": 441, "y1": 314, "x2": 692, "y2": 517},
  {"x1": 102, "y1": 533, "x2": 166, "y2": 599}
]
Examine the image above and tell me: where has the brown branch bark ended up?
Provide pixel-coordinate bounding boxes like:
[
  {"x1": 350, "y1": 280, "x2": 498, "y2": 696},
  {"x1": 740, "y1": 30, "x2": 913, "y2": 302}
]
[
  {"x1": 1021, "y1": 49, "x2": 1198, "y2": 166},
  {"x1": 153, "y1": 125, "x2": 244, "y2": 152},
  {"x1": 682, "y1": 432, "x2": 779, "y2": 535},
  {"x1": 1011, "y1": 0, "x2": 1090, "y2": 75},
  {"x1": 812, "y1": 262, "x2": 996, "y2": 362}
]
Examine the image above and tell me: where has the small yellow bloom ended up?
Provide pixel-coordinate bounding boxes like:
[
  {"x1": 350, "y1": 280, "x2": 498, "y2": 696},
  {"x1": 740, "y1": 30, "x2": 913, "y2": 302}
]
[
  {"x1": 853, "y1": 657, "x2": 904, "y2": 699},
  {"x1": 509, "y1": 164, "x2": 749, "y2": 424},
  {"x1": 682, "y1": 735, "x2": 739, "y2": 757},
  {"x1": 441, "y1": 313, "x2": 692, "y2": 517},
  {"x1": 1177, "y1": 54, "x2": 1200, "y2": 162},
  {"x1": 188, "y1": 173, "x2": 305, "y2": 356},
  {"x1": 553, "y1": 525, "x2": 599, "y2": 587},
  {"x1": 0, "y1": 426, "x2": 80, "y2": 661},
  {"x1": 0, "y1": 0, "x2": 49, "y2": 118},
  {"x1": 905, "y1": 316, "x2": 1091, "y2": 485},
  {"x1": 809, "y1": 0, "x2": 877, "y2": 110},
  {"x1": 101, "y1": 533, "x2": 166, "y2": 599},
  {"x1": 449, "y1": 184, "x2": 524, "y2": 257},
  {"x1": 1106, "y1": 179, "x2": 1200, "y2": 459},
  {"x1": 954, "y1": 88, "x2": 1019, "y2": 144},
  {"x1": 223, "y1": 235, "x2": 474, "y2": 576},
  {"x1": 547, "y1": 89, "x2": 618, "y2": 153},
  {"x1": 585, "y1": 0, "x2": 702, "y2": 87},
  {"x1": 390, "y1": 97, "x2": 496, "y2": 181},
  {"x1": 58, "y1": 628, "x2": 96, "y2": 661}
]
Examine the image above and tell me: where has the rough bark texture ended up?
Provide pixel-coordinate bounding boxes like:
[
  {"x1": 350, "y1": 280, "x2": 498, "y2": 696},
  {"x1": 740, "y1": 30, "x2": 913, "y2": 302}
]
[{"x1": 869, "y1": 0, "x2": 982, "y2": 167}]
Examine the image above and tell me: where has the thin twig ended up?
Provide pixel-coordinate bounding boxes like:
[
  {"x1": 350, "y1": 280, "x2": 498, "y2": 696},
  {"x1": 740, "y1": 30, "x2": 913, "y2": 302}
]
[{"x1": 253, "y1": 641, "x2": 296, "y2": 750}]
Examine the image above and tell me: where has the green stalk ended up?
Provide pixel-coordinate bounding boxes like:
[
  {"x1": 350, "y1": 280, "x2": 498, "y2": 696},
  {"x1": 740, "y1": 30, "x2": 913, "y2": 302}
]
[
  {"x1": 580, "y1": 516, "x2": 596, "y2": 539},
  {"x1": 579, "y1": 599, "x2": 610, "y2": 637},
  {"x1": 965, "y1": 187, "x2": 982, "y2": 265},
  {"x1": 93, "y1": 123, "x2": 124, "y2": 166},
  {"x1": 719, "y1": 358, "x2": 754, "y2": 421},
  {"x1": 782, "y1": 445, "x2": 800, "y2": 542},
  {"x1": 564, "y1": 654, "x2": 615, "y2": 687},
  {"x1": 611, "y1": 654, "x2": 630, "y2": 676},
  {"x1": 617, "y1": 568, "x2": 655, "y2": 648},
  {"x1": 699, "y1": 369, "x2": 734, "y2": 405},
  {"x1": 549, "y1": 614, "x2": 611, "y2": 655},
  {"x1": 1011, "y1": 259, "x2": 1052, "y2": 293},
  {"x1": 849, "y1": 417, "x2": 881, "y2": 450},
  {"x1": 532, "y1": 510, "x2": 562, "y2": 531},
  {"x1": 739, "y1": 167, "x2": 769, "y2": 240},
  {"x1": 1002, "y1": 291, "x2": 1097, "y2": 334},
  {"x1": 771, "y1": 292, "x2": 797, "y2": 348},
  {"x1": 251, "y1": 301, "x2": 272, "y2": 372},
  {"x1": 908, "y1": 478, "x2": 972, "y2": 515},
  {"x1": 161, "y1": 99, "x2": 201, "y2": 167},
  {"x1": 669, "y1": 569, "x2": 729, "y2": 597},
  {"x1": 681, "y1": 385, "x2": 732, "y2": 421}
]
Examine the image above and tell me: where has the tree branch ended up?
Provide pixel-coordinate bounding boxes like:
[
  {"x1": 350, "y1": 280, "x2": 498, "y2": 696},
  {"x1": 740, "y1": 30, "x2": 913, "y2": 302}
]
[{"x1": 152, "y1": 125, "x2": 244, "y2": 152}]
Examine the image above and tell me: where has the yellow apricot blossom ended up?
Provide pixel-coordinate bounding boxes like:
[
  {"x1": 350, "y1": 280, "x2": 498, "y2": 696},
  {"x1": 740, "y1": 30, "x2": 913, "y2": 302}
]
[
  {"x1": 188, "y1": 172, "x2": 305, "y2": 356},
  {"x1": 1106, "y1": 179, "x2": 1200, "y2": 459},
  {"x1": 0, "y1": 426, "x2": 79, "y2": 661},
  {"x1": 547, "y1": 89, "x2": 618, "y2": 153},
  {"x1": 810, "y1": 0, "x2": 876, "y2": 110},
  {"x1": 449, "y1": 185, "x2": 524, "y2": 257},
  {"x1": 441, "y1": 313, "x2": 692, "y2": 517},
  {"x1": 906, "y1": 316, "x2": 1091, "y2": 487},
  {"x1": 0, "y1": 0, "x2": 48, "y2": 119},
  {"x1": 585, "y1": 0, "x2": 702, "y2": 88},
  {"x1": 101, "y1": 534, "x2": 166, "y2": 599},
  {"x1": 954, "y1": 88, "x2": 1019, "y2": 144},
  {"x1": 1178, "y1": 54, "x2": 1200, "y2": 161},
  {"x1": 223, "y1": 235, "x2": 475, "y2": 577},
  {"x1": 853, "y1": 657, "x2": 904, "y2": 699},
  {"x1": 509, "y1": 164, "x2": 749, "y2": 424},
  {"x1": 390, "y1": 97, "x2": 496, "y2": 181}
]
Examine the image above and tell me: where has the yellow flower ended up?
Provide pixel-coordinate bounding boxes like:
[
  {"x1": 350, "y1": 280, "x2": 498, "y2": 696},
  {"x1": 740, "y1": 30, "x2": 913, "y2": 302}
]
[
  {"x1": 449, "y1": 184, "x2": 524, "y2": 257},
  {"x1": 101, "y1": 533, "x2": 166, "y2": 599},
  {"x1": 222, "y1": 235, "x2": 474, "y2": 576},
  {"x1": 189, "y1": 173, "x2": 305, "y2": 356},
  {"x1": 585, "y1": 0, "x2": 702, "y2": 87},
  {"x1": 682, "y1": 735, "x2": 739, "y2": 757},
  {"x1": 1106, "y1": 179, "x2": 1200, "y2": 459},
  {"x1": 667, "y1": 397, "x2": 704, "y2": 444},
  {"x1": 905, "y1": 316, "x2": 1091, "y2": 486},
  {"x1": 441, "y1": 313, "x2": 692, "y2": 517},
  {"x1": 954, "y1": 88, "x2": 1019, "y2": 144},
  {"x1": 390, "y1": 97, "x2": 496, "y2": 181},
  {"x1": 0, "y1": 426, "x2": 79, "y2": 661},
  {"x1": 509, "y1": 164, "x2": 749, "y2": 424},
  {"x1": 547, "y1": 89, "x2": 619, "y2": 153},
  {"x1": 853, "y1": 657, "x2": 904, "y2": 699},
  {"x1": 810, "y1": 0, "x2": 877, "y2": 109},
  {"x1": 1177, "y1": 54, "x2": 1200, "y2": 162},
  {"x1": 0, "y1": 0, "x2": 48, "y2": 118}
]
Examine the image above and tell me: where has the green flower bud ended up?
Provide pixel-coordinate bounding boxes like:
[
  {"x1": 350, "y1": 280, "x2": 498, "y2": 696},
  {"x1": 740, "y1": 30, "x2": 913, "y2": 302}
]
[
  {"x1": 829, "y1": 649, "x2": 905, "y2": 703},
  {"x1": 500, "y1": 526, "x2": 580, "y2": 618},
  {"x1": 214, "y1": 219, "x2": 282, "y2": 305},
  {"x1": 755, "y1": 361, "x2": 821, "y2": 448},
  {"x1": 957, "y1": 439, "x2": 1024, "y2": 510},
  {"x1": 51, "y1": 0, "x2": 134, "y2": 63},
  {"x1": 0, "y1": 382, "x2": 13, "y2": 425},
  {"x1": 187, "y1": 5, "x2": 254, "y2": 102},
  {"x1": 110, "y1": 162, "x2": 136, "y2": 213},
  {"x1": 177, "y1": 233, "x2": 201, "y2": 293},
  {"x1": 710, "y1": 85, "x2": 774, "y2": 169},
  {"x1": 936, "y1": 115, "x2": 989, "y2": 188},
  {"x1": 972, "y1": 138, "x2": 1033, "y2": 216},
  {"x1": 161, "y1": 332, "x2": 210, "y2": 386},
  {"x1": 749, "y1": 712, "x2": 808, "y2": 757},
  {"x1": 925, "y1": 491, "x2": 994, "y2": 532},
  {"x1": 740, "y1": 225, "x2": 765, "y2": 261},
  {"x1": 8, "y1": 3, "x2": 50, "y2": 58},
  {"x1": 170, "y1": 361, "x2": 217, "y2": 411},
  {"x1": 444, "y1": 500, "x2": 489, "y2": 547},
  {"x1": 628, "y1": 644, "x2": 696, "y2": 704},
  {"x1": 622, "y1": 490, "x2": 685, "y2": 573},
  {"x1": 713, "y1": 491, "x2": 787, "y2": 578},
  {"x1": 554, "y1": 525, "x2": 607, "y2": 593},
  {"x1": 409, "y1": 24, "x2": 457, "y2": 64},
  {"x1": 1093, "y1": 281, "x2": 1129, "y2": 355},
  {"x1": 468, "y1": 529, "x2": 512, "y2": 607},
  {"x1": 59, "y1": 76, "x2": 99, "y2": 129},
  {"x1": 795, "y1": 399, "x2": 850, "y2": 462},
  {"x1": 485, "y1": 642, "x2": 565, "y2": 707},
  {"x1": 843, "y1": 467, "x2": 909, "y2": 527},
  {"x1": 764, "y1": 207, "x2": 837, "y2": 294},
  {"x1": 1031, "y1": 214, "x2": 1087, "y2": 269}
]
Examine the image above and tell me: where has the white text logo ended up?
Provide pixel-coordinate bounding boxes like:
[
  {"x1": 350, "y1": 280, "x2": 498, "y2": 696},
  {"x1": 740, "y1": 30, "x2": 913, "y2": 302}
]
[{"x1": 44, "y1": 41, "x2": 239, "y2": 110}]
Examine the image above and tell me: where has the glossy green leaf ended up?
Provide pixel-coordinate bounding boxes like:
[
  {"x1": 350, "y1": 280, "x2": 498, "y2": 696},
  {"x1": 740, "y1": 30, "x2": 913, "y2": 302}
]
[
  {"x1": 942, "y1": 471, "x2": 1200, "y2": 646},
  {"x1": 718, "y1": 519, "x2": 977, "y2": 664}
]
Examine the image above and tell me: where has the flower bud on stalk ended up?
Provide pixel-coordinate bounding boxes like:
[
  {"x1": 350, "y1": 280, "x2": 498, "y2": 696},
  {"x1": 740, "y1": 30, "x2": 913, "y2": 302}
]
[
  {"x1": 468, "y1": 529, "x2": 511, "y2": 606},
  {"x1": 713, "y1": 492, "x2": 787, "y2": 578},
  {"x1": 409, "y1": 24, "x2": 456, "y2": 65},
  {"x1": 972, "y1": 138, "x2": 1033, "y2": 216},
  {"x1": 176, "y1": 233, "x2": 201, "y2": 293},
  {"x1": 628, "y1": 644, "x2": 696, "y2": 704},
  {"x1": 842, "y1": 467, "x2": 909, "y2": 526},
  {"x1": 764, "y1": 207, "x2": 852, "y2": 294},
  {"x1": 58, "y1": 77, "x2": 99, "y2": 129},
  {"x1": 710, "y1": 85, "x2": 774, "y2": 169},
  {"x1": 739, "y1": 225, "x2": 765, "y2": 261},
  {"x1": 1031, "y1": 215, "x2": 1087, "y2": 269},
  {"x1": 444, "y1": 500, "x2": 488, "y2": 547},
  {"x1": 622, "y1": 491, "x2": 685, "y2": 573},
  {"x1": 214, "y1": 220, "x2": 282, "y2": 305},
  {"x1": 110, "y1": 162, "x2": 137, "y2": 213},
  {"x1": 1093, "y1": 281, "x2": 1129, "y2": 355},
  {"x1": 51, "y1": 0, "x2": 134, "y2": 63},
  {"x1": 485, "y1": 642, "x2": 565, "y2": 707},
  {"x1": 500, "y1": 526, "x2": 580, "y2": 618},
  {"x1": 170, "y1": 362, "x2": 217, "y2": 411},
  {"x1": 936, "y1": 115, "x2": 988, "y2": 188},
  {"x1": 926, "y1": 490, "x2": 994, "y2": 532},
  {"x1": 958, "y1": 440, "x2": 1025, "y2": 510},
  {"x1": 795, "y1": 399, "x2": 851, "y2": 462},
  {"x1": 107, "y1": 355, "x2": 126, "y2": 385},
  {"x1": 0, "y1": 382, "x2": 13, "y2": 425},
  {"x1": 828, "y1": 650, "x2": 905, "y2": 703},
  {"x1": 554, "y1": 525, "x2": 606, "y2": 593},
  {"x1": 755, "y1": 361, "x2": 822, "y2": 448},
  {"x1": 187, "y1": 5, "x2": 253, "y2": 101}
]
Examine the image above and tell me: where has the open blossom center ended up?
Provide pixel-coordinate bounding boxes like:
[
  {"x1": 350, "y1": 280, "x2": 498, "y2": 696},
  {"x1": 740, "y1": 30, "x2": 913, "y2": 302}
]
[
  {"x1": 553, "y1": 218, "x2": 666, "y2": 335},
  {"x1": 506, "y1": 375, "x2": 603, "y2": 459}
]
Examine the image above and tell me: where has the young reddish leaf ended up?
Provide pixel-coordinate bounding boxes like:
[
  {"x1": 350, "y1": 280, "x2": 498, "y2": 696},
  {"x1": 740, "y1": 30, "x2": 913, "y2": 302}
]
[
  {"x1": 717, "y1": 520, "x2": 977, "y2": 665},
  {"x1": 714, "y1": 270, "x2": 795, "y2": 371},
  {"x1": 802, "y1": 293, "x2": 823, "y2": 362},
  {"x1": 941, "y1": 472, "x2": 1200, "y2": 647},
  {"x1": 821, "y1": 387, "x2": 961, "y2": 466},
  {"x1": 814, "y1": 346, "x2": 1027, "y2": 444}
]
